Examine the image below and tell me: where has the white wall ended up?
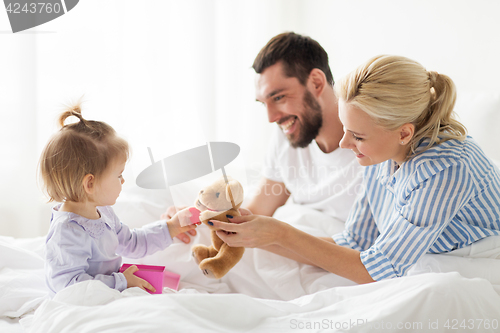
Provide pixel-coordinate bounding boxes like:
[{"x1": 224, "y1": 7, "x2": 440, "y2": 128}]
[{"x1": 1, "y1": 0, "x2": 499, "y2": 237}]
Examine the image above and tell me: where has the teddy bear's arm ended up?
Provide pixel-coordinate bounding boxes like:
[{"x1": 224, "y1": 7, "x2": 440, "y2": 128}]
[{"x1": 200, "y1": 210, "x2": 223, "y2": 222}]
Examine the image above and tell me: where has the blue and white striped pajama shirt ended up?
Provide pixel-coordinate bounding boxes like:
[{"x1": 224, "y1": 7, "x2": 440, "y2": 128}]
[{"x1": 333, "y1": 136, "x2": 500, "y2": 280}]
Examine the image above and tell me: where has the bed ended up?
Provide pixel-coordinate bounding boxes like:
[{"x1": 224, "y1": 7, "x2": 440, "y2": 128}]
[
  {"x1": 2, "y1": 93, "x2": 500, "y2": 332},
  {"x1": 2, "y1": 203, "x2": 500, "y2": 332}
]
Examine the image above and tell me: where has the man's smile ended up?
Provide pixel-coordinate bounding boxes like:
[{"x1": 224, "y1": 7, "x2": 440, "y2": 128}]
[{"x1": 279, "y1": 116, "x2": 298, "y2": 134}]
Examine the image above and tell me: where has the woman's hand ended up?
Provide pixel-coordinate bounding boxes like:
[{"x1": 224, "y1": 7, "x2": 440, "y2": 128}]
[
  {"x1": 162, "y1": 206, "x2": 197, "y2": 243},
  {"x1": 122, "y1": 265, "x2": 156, "y2": 293},
  {"x1": 210, "y1": 214, "x2": 285, "y2": 248}
]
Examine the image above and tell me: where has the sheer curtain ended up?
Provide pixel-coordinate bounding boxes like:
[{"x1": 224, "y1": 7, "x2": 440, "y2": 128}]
[
  {"x1": 2, "y1": 0, "x2": 500, "y2": 237},
  {"x1": 0, "y1": 0, "x2": 304, "y2": 237}
]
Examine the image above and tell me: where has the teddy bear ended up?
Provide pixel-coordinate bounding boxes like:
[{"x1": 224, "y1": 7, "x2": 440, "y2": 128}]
[{"x1": 190, "y1": 176, "x2": 245, "y2": 279}]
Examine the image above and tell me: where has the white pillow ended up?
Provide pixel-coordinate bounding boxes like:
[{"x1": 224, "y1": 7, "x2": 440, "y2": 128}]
[{"x1": 0, "y1": 237, "x2": 48, "y2": 318}]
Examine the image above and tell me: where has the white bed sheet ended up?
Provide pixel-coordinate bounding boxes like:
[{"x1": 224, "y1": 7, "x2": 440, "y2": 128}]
[
  {"x1": 1, "y1": 204, "x2": 500, "y2": 332},
  {"x1": 19, "y1": 272, "x2": 500, "y2": 333}
]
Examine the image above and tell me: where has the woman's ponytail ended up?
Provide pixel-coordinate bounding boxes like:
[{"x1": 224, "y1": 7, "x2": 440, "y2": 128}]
[{"x1": 411, "y1": 71, "x2": 466, "y2": 154}]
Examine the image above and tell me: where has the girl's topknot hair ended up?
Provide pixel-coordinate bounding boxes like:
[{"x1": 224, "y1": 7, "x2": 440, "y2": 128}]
[
  {"x1": 39, "y1": 102, "x2": 129, "y2": 203},
  {"x1": 58, "y1": 104, "x2": 85, "y2": 127}
]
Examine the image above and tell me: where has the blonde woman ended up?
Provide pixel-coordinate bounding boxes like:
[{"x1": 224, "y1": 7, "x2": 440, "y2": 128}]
[{"x1": 211, "y1": 55, "x2": 500, "y2": 284}]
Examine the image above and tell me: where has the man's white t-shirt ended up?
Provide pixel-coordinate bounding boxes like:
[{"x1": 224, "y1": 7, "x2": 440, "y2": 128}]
[{"x1": 262, "y1": 127, "x2": 363, "y2": 222}]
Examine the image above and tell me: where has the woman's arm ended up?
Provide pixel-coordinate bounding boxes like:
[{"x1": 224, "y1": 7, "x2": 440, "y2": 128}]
[
  {"x1": 260, "y1": 237, "x2": 335, "y2": 265},
  {"x1": 211, "y1": 215, "x2": 375, "y2": 284}
]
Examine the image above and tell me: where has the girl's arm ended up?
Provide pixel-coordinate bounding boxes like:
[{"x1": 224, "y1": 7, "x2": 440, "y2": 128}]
[
  {"x1": 114, "y1": 207, "x2": 197, "y2": 259},
  {"x1": 115, "y1": 219, "x2": 173, "y2": 259}
]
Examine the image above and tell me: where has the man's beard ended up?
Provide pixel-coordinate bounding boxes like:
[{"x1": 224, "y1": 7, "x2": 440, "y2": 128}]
[{"x1": 287, "y1": 89, "x2": 323, "y2": 148}]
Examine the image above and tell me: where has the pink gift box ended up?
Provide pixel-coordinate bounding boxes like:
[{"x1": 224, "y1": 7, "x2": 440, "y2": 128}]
[{"x1": 119, "y1": 264, "x2": 181, "y2": 294}]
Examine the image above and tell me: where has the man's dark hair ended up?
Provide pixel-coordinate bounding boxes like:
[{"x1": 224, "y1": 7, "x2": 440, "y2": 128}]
[{"x1": 252, "y1": 32, "x2": 334, "y2": 87}]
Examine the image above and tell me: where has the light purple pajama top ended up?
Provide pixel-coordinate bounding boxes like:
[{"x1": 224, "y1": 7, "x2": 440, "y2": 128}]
[{"x1": 45, "y1": 204, "x2": 172, "y2": 294}]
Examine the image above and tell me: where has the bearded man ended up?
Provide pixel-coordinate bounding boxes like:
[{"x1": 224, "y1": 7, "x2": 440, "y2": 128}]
[{"x1": 247, "y1": 32, "x2": 362, "y2": 221}]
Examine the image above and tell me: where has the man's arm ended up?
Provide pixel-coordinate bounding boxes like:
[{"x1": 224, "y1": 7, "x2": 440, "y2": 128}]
[{"x1": 245, "y1": 178, "x2": 290, "y2": 217}]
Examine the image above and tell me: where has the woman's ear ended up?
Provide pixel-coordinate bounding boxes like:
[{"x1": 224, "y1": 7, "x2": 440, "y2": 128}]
[
  {"x1": 307, "y1": 68, "x2": 327, "y2": 98},
  {"x1": 82, "y1": 174, "x2": 95, "y2": 195},
  {"x1": 399, "y1": 123, "x2": 415, "y2": 144}
]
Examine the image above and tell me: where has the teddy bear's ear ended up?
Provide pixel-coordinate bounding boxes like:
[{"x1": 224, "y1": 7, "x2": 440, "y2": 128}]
[{"x1": 225, "y1": 180, "x2": 243, "y2": 207}]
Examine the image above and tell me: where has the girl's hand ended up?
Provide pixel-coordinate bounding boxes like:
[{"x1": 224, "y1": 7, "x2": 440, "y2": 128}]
[
  {"x1": 123, "y1": 265, "x2": 156, "y2": 293},
  {"x1": 161, "y1": 205, "x2": 187, "y2": 220},
  {"x1": 161, "y1": 206, "x2": 197, "y2": 244},
  {"x1": 210, "y1": 214, "x2": 285, "y2": 248},
  {"x1": 167, "y1": 207, "x2": 199, "y2": 239}
]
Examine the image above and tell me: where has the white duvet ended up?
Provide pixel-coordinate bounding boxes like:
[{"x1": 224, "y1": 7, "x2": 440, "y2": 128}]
[
  {"x1": 19, "y1": 272, "x2": 500, "y2": 333},
  {"x1": 2, "y1": 204, "x2": 500, "y2": 332}
]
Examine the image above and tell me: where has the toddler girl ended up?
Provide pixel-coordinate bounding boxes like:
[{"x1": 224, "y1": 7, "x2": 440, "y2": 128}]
[{"x1": 39, "y1": 104, "x2": 197, "y2": 294}]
